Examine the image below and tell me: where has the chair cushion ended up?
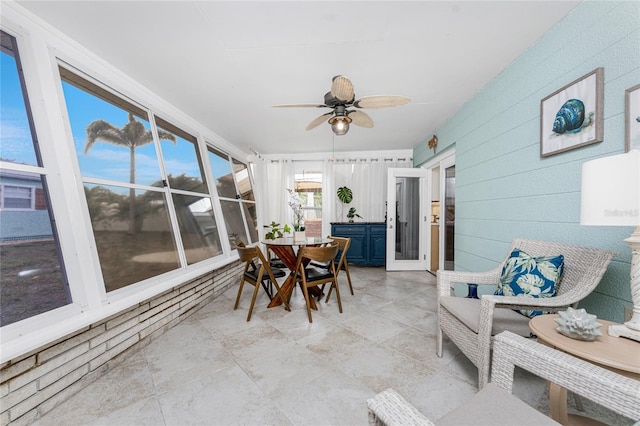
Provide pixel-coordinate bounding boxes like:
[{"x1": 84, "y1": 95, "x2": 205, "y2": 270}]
[
  {"x1": 439, "y1": 296, "x2": 533, "y2": 337},
  {"x1": 309, "y1": 260, "x2": 331, "y2": 269},
  {"x1": 270, "y1": 259, "x2": 286, "y2": 269},
  {"x1": 495, "y1": 249, "x2": 564, "y2": 318},
  {"x1": 244, "y1": 269, "x2": 259, "y2": 281},
  {"x1": 303, "y1": 266, "x2": 334, "y2": 282},
  {"x1": 271, "y1": 268, "x2": 286, "y2": 278},
  {"x1": 245, "y1": 265, "x2": 285, "y2": 281},
  {"x1": 437, "y1": 383, "x2": 558, "y2": 425}
]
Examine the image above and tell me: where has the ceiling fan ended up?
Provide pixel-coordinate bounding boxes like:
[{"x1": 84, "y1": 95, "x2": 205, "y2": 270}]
[{"x1": 273, "y1": 75, "x2": 411, "y2": 136}]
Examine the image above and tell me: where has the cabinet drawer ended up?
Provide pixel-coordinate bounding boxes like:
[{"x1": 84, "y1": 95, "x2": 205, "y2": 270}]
[{"x1": 331, "y1": 225, "x2": 366, "y2": 235}]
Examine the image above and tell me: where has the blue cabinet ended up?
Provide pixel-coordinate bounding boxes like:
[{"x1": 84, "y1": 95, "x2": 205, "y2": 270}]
[{"x1": 330, "y1": 222, "x2": 386, "y2": 266}]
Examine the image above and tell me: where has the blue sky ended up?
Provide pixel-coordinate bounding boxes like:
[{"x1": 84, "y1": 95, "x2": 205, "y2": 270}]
[
  {"x1": 1, "y1": 53, "x2": 37, "y2": 166},
  {"x1": 2, "y1": 47, "x2": 237, "y2": 196},
  {"x1": 62, "y1": 80, "x2": 198, "y2": 187}
]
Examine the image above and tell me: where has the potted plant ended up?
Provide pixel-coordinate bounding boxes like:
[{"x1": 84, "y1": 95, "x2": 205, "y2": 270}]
[
  {"x1": 347, "y1": 207, "x2": 362, "y2": 223},
  {"x1": 287, "y1": 188, "x2": 306, "y2": 240},
  {"x1": 264, "y1": 221, "x2": 290, "y2": 240},
  {"x1": 337, "y1": 186, "x2": 363, "y2": 222}
]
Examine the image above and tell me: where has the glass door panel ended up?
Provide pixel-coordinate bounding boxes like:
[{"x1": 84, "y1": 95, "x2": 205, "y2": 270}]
[{"x1": 386, "y1": 168, "x2": 428, "y2": 271}]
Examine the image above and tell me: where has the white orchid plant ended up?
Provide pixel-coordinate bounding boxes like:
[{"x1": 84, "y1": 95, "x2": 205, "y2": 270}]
[{"x1": 286, "y1": 188, "x2": 305, "y2": 231}]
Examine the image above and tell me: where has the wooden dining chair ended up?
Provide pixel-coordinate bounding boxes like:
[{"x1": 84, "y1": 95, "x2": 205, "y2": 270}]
[
  {"x1": 234, "y1": 244, "x2": 290, "y2": 321},
  {"x1": 325, "y1": 235, "x2": 354, "y2": 297},
  {"x1": 295, "y1": 241, "x2": 341, "y2": 323}
]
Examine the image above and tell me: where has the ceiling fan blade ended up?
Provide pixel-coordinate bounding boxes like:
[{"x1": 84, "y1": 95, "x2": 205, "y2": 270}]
[
  {"x1": 306, "y1": 112, "x2": 333, "y2": 130},
  {"x1": 348, "y1": 110, "x2": 374, "y2": 128},
  {"x1": 331, "y1": 75, "x2": 355, "y2": 102},
  {"x1": 273, "y1": 103, "x2": 326, "y2": 108},
  {"x1": 354, "y1": 95, "x2": 411, "y2": 109}
]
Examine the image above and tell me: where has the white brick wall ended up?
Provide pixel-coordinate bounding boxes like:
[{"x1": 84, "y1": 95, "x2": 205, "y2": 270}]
[{"x1": 0, "y1": 260, "x2": 242, "y2": 425}]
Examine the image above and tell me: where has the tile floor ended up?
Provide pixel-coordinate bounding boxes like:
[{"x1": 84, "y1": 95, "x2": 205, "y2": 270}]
[{"x1": 34, "y1": 266, "x2": 628, "y2": 425}]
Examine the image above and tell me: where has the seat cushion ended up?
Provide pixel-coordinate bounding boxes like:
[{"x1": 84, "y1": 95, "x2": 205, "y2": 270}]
[
  {"x1": 271, "y1": 268, "x2": 286, "y2": 278},
  {"x1": 270, "y1": 259, "x2": 286, "y2": 269},
  {"x1": 245, "y1": 265, "x2": 285, "y2": 281},
  {"x1": 439, "y1": 296, "x2": 533, "y2": 337},
  {"x1": 309, "y1": 260, "x2": 331, "y2": 269},
  {"x1": 303, "y1": 266, "x2": 334, "y2": 282},
  {"x1": 437, "y1": 383, "x2": 558, "y2": 425},
  {"x1": 495, "y1": 249, "x2": 564, "y2": 318}
]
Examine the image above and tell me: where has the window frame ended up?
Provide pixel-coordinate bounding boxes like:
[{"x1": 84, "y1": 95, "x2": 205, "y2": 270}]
[
  {"x1": 0, "y1": 7, "x2": 253, "y2": 362},
  {"x1": 1, "y1": 183, "x2": 35, "y2": 210},
  {"x1": 0, "y1": 26, "x2": 77, "y2": 336},
  {"x1": 206, "y1": 145, "x2": 258, "y2": 248}
]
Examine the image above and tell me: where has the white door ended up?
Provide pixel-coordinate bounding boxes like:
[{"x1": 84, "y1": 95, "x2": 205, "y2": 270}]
[{"x1": 386, "y1": 168, "x2": 429, "y2": 271}]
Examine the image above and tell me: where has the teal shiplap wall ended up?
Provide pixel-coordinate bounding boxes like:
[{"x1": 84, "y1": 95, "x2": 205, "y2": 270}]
[{"x1": 414, "y1": 1, "x2": 640, "y2": 322}]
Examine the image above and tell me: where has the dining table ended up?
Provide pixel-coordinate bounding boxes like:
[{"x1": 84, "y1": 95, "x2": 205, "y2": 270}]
[{"x1": 263, "y1": 236, "x2": 333, "y2": 309}]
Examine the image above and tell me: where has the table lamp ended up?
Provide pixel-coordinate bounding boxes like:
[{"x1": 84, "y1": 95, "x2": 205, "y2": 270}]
[{"x1": 580, "y1": 150, "x2": 640, "y2": 341}]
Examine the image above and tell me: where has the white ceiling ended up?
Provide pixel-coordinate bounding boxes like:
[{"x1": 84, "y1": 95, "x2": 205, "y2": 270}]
[{"x1": 17, "y1": 1, "x2": 580, "y2": 156}]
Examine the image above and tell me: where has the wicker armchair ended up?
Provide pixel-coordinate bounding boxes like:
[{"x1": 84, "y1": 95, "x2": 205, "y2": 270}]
[
  {"x1": 436, "y1": 238, "x2": 615, "y2": 388},
  {"x1": 368, "y1": 331, "x2": 640, "y2": 425}
]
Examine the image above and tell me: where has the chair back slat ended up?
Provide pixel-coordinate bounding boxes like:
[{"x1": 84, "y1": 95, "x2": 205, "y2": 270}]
[
  {"x1": 234, "y1": 244, "x2": 290, "y2": 321},
  {"x1": 299, "y1": 242, "x2": 339, "y2": 265},
  {"x1": 510, "y1": 239, "x2": 616, "y2": 299},
  {"x1": 296, "y1": 241, "x2": 341, "y2": 323},
  {"x1": 237, "y1": 245, "x2": 258, "y2": 263}
]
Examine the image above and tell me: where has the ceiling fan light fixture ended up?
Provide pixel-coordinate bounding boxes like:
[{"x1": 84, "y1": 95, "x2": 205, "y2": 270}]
[
  {"x1": 328, "y1": 115, "x2": 352, "y2": 136},
  {"x1": 276, "y1": 75, "x2": 410, "y2": 135}
]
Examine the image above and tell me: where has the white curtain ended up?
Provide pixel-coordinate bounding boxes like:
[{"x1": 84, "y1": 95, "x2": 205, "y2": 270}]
[
  {"x1": 256, "y1": 156, "x2": 412, "y2": 239},
  {"x1": 265, "y1": 159, "x2": 295, "y2": 227},
  {"x1": 251, "y1": 156, "x2": 268, "y2": 241},
  {"x1": 328, "y1": 158, "x2": 412, "y2": 224},
  {"x1": 321, "y1": 159, "x2": 335, "y2": 237}
]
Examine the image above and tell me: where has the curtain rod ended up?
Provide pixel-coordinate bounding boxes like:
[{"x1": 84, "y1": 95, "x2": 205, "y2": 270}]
[{"x1": 267, "y1": 157, "x2": 412, "y2": 163}]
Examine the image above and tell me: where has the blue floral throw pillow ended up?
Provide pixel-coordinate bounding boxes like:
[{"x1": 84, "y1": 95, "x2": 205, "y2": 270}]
[{"x1": 495, "y1": 249, "x2": 565, "y2": 318}]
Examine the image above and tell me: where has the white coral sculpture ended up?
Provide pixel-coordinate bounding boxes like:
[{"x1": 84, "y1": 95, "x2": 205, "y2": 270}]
[{"x1": 555, "y1": 307, "x2": 602, "y2": 341}]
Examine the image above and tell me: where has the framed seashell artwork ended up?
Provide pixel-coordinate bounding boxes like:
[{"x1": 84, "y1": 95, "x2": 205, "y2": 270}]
[
  {"x1": 625, "y1": 83, "x2": 640, "y2": 152},
  {"x1": 540, "y1": 67, "x2": 604, "y2": 157}
]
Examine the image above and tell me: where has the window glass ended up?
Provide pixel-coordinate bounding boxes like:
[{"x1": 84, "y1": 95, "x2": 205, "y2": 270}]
[
  {"x1": 2, "y1": 185, "x2": 33, "y2": 209},
  {"x1": 232, "y1": 159, "x2": 254, "y2": 201},
  {"x1": 60, "y1": 69, "x2": 163, "y2": 187},
  {"x1": 294, "y1": 172, "x2": 322, "y2": 238},
  {"x1": 208, "y1": 147, "x2": 258, "y2": 246},
  {"x1": 1, "y1": 31, "x2": 70, "y2": 326},
  {"x1": 219, "y1": 199, "x2": 247, "y2": 249},
  {"x1": 85, "y1": 184, "x2": 179, "y2": 291},
  {"x1": 0, "y1": 32, "x2": 38, "y2": 167},
  {"x1": 242, "y1": 202, "x2": 259, "y2": 243},
  {"x1": 172, "y1": 193, "x2": 222, "y2": 264},
  {"x1": 155, "y1": 117, "x2": 208, "y2": 194},
  {"x1": 61, "y1": 68, "x2": 186, "y2": 291},
  {"x1": 208, "y1": 148, "x2": 236, "y2": 199}
]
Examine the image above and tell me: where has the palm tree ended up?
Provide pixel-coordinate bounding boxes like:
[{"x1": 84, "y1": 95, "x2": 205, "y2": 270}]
[{"x1": 84, "y1": 113, "x2": 176, "y2": 234}]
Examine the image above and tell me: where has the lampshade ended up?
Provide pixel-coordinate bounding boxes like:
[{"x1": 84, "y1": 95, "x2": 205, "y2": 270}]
[
  {"x1": 580, "y1": 150, "x2": 640, "y2": 226},
  {"x1": 329, "y1": 116, "x2": 351, "y2": 136}
]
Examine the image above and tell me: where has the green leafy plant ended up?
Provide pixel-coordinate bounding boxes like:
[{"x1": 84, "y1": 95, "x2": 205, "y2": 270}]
[
  {"x1": 336, "y1": 186, "x2": 353, "y2": 204},
  {"x1": 347, "y1": 207, "x2": 362, "y2": 221},
  {"x1": 265, "y1": 221, "x2": 290, "y2": 239},
  {"x1": 337, "y1": 186, "x2": 362, "y2": 221}
]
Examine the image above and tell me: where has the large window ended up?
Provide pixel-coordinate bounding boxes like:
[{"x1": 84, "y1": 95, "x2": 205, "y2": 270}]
[
  {"x1": 0, "y1": 31, "x2": 71, "y2": 326},
  {"x1": 155, "y1": 116, "x2": 222, "y2": 264},
  {"x1": 294, "y1": 171, "x2": 322, "y2": 238},
  {"x1": 60, "y1": 67, "x2": 223, "y2": 292},
  {"x1": 208, "y1": 147, "x2": 257, "y2": 248}
]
